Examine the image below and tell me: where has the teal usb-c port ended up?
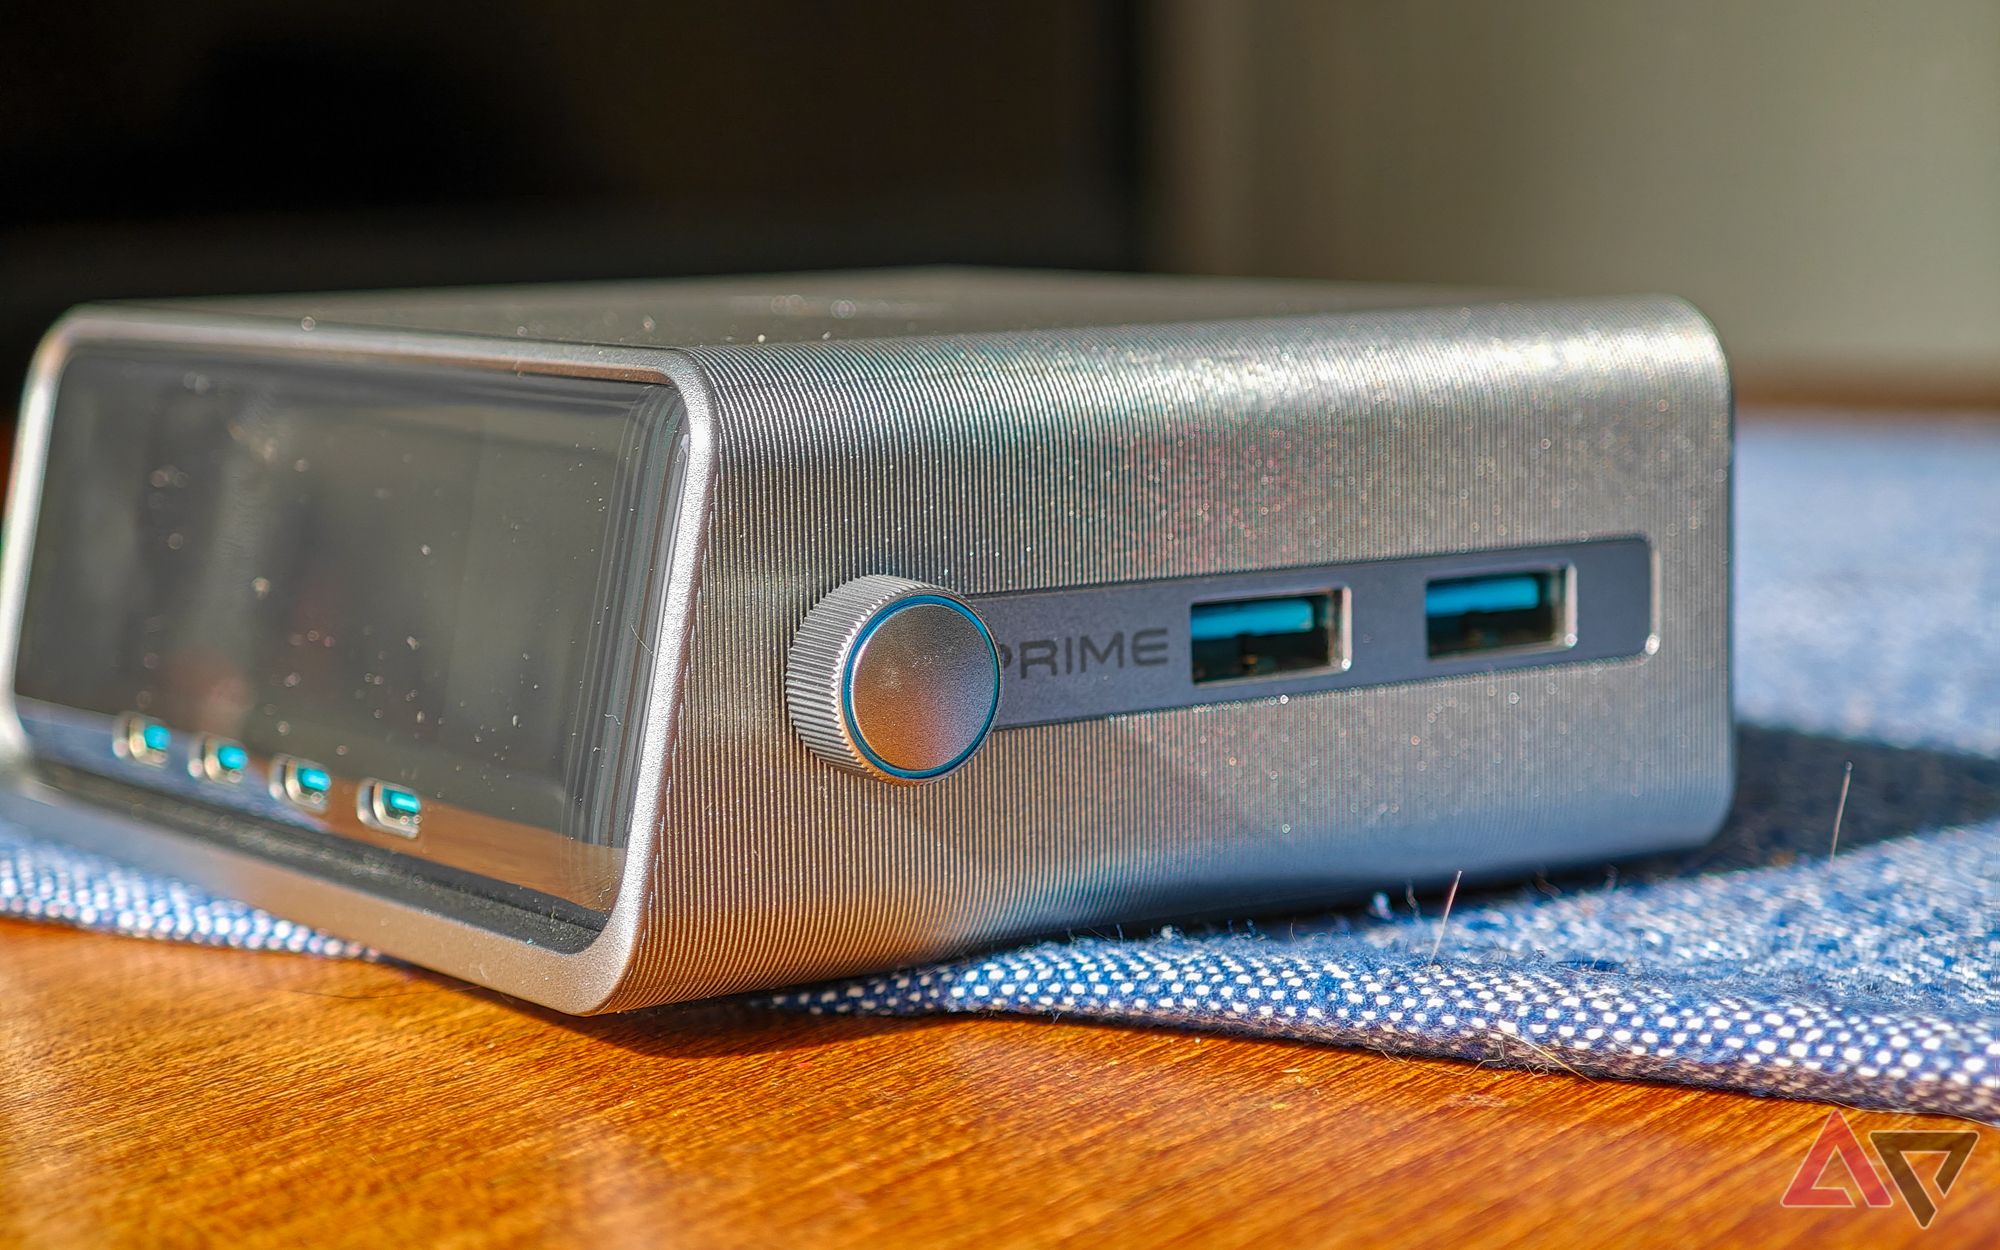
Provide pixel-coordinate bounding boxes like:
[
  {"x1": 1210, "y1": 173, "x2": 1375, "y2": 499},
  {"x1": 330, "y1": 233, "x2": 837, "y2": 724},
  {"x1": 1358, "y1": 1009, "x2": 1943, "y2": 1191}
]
[
  {"x1": 115, "y1": 713, "x2": 172, "y2": 765},
  {"x1": 359, "y1": 780, "x2": 423, "y2": 837},
  {"x1": 117, "y1": 714, "x2": 171, "y2": 766},
  {"x1": 194, "y1": 735, "x2": 249, "y2": 783},
  {"x1": 1425, "y1": 569, "x2": 1569, "y2": 658},
  {"x1": 1191, "y1": 592, "x2": 1338, "y2": 683},
  {"x1": 273, "y1": 755, "x2": 332, "y2": 811}
]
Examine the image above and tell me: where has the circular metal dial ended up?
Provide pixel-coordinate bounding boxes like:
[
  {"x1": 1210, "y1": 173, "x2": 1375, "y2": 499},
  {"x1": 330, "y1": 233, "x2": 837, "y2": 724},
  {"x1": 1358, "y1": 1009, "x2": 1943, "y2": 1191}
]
[{"x1": 785, "y1": 576, "x2": 1000, "y2": 784}]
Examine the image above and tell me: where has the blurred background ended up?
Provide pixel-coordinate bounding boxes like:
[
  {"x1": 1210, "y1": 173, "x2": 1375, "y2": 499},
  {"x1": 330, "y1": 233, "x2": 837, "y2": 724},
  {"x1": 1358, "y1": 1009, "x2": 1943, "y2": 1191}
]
[{"x1": 4, "y1": 0, "x2": 1995, "y2": 413}]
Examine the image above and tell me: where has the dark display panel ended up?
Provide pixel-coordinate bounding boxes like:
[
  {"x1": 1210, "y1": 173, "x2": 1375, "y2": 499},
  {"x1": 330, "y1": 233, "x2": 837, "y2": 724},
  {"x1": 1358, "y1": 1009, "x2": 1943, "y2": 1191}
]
[{"x1": 16, "y1": 348, "x2": 677, "y2": 908}]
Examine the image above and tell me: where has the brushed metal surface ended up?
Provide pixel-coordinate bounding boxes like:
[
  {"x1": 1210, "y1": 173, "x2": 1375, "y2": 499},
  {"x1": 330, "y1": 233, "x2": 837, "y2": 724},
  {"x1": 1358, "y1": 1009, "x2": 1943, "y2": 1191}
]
[
  {"x1": 605, "y1": 290, "x2": 1732, "y2": 1009},
  {"x1": 166, "y1": 269, "x2": 1495, "y2": 350},
  {"x1": 0, "y1": 273, "x2": 1733, "y2": 1013}
]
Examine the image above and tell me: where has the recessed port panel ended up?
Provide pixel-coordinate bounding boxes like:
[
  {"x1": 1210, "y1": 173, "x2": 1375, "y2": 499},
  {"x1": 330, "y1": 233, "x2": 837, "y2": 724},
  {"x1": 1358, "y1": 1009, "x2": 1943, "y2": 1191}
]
[{"x1": 972, "y1": 537, "x2": 1648, "y2": 730}]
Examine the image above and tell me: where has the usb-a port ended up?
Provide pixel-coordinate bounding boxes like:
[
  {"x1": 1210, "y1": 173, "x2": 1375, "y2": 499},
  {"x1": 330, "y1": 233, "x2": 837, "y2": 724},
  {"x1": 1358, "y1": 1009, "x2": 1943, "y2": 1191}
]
[
  {"x1": 1425, "y1": 569, "x2": 1570, "y2": 658},
  {"x1": 1191, "y1": 592, "x2": 1339, "y2": 683}
]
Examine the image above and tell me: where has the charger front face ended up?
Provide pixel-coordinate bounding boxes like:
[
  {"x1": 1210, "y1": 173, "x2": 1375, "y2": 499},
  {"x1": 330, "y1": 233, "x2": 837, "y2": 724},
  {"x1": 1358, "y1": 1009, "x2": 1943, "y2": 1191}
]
[
  {"x1": 0, "y1": 272, "x2": 1734, "y2": 1012},
  {"x1": 11, "y1": 346, "x2": 681, "y2": 924}
]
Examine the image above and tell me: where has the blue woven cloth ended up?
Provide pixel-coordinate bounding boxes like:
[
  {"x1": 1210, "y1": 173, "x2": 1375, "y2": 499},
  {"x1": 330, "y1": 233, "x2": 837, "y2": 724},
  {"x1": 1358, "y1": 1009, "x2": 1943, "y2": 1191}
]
[{"x1": 5, "y1": 415, "x2": 1998, "y2": 1117}]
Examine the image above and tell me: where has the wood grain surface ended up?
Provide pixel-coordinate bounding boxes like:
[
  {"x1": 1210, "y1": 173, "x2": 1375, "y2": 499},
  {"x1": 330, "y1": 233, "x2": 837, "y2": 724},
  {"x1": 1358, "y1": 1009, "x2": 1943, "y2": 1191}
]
[{"x1": 0, "y1": 918, "x2": 1991, "y2": 1248}]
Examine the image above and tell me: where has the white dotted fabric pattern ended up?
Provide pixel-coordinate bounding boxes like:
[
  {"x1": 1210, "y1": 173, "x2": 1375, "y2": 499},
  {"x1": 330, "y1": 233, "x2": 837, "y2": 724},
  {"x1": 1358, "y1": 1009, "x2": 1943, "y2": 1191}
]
[
  {"x1": 774, "y1": 817, "x2": 2000, "y2": 1119},
  {"x1": 0, "y1": 828, "x2": 372, "y2": 959},
  {"x1": 5, "y1": 417, "x2": 1999, "y2": 1119}
]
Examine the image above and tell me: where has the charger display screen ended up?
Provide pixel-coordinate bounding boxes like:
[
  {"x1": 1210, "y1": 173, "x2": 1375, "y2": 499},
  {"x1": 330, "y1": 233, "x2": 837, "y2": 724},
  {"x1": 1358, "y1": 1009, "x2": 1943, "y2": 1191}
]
[{"x1": 14, "y1": 346, "x2": 678, "y2": 912}]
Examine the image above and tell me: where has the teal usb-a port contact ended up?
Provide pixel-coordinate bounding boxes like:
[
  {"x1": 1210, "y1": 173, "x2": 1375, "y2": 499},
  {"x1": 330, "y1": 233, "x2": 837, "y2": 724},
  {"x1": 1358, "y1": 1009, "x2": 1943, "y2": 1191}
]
[
  {"x1": 1191, "y1": 591, "x2": 1340, "y2": 683},
  {"x1": 1425, "y1": 569, "x2": 1570, "y2": 658}
]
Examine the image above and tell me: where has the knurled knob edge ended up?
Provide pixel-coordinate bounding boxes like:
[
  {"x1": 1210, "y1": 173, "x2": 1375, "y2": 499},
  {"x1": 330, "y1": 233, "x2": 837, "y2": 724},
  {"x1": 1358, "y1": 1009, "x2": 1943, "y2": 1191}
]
[{"x1": 784, "y1": 575, "x2": 995, "y2": 784}]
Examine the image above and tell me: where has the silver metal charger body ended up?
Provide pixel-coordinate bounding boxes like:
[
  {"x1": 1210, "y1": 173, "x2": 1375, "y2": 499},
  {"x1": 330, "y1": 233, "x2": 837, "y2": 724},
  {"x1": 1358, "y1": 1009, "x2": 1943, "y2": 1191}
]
[{"x1": 0, "y1": 270, "x2": 1734, "y2": 1013}]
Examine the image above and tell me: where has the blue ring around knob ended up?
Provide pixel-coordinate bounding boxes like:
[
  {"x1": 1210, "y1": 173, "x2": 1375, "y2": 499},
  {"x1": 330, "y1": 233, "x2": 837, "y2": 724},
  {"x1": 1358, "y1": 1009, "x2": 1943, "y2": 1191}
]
[{"x1": 840, "y1": 594, "x2": 1000, "y2": 780}]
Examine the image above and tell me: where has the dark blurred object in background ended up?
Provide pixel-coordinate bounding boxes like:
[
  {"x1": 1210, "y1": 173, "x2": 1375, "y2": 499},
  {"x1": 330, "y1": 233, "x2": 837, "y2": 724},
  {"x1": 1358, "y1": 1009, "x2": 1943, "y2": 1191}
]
[
  {"x1": 6, "y1": 0, "x2": 1997, "y2": 416},
  {"x1": 0, "y1": 0, "x2": 1144, "y2": 402}
]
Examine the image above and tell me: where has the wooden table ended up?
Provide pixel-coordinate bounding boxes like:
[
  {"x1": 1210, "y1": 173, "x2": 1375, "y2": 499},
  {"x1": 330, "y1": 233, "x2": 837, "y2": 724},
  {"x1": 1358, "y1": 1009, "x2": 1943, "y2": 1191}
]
[{"x1": 0, "y1": 917, "x2": 1990, "y2": 1247}]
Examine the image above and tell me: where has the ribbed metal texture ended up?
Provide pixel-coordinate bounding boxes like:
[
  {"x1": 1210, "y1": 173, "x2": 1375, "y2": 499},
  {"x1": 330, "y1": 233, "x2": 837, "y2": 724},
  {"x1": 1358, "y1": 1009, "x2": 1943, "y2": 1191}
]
[
  {"x1": 782, "y1": 574, "x2": 930, "y2": 778},
  {"x1": 601, "y1": 294, "x2": 1733, "y2": 1009}
]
